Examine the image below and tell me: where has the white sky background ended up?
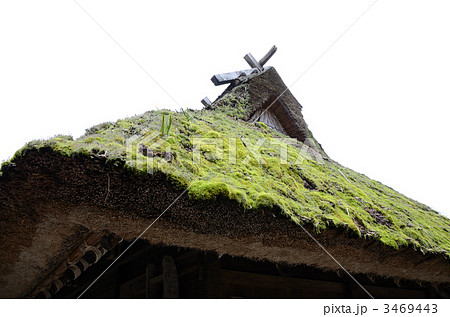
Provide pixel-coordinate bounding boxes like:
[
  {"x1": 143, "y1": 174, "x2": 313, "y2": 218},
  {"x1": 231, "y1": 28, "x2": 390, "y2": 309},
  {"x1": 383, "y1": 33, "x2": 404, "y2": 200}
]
[{"x1": 0, "y1": 0, "x2": 449, "y2": 218}]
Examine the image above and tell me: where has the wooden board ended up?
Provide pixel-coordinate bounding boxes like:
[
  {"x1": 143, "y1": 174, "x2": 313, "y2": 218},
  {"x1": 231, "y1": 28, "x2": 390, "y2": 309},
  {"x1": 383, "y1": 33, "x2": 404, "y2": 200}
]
[{"x1": 211, "y1": 68, "x2": 258, "y2": 86}]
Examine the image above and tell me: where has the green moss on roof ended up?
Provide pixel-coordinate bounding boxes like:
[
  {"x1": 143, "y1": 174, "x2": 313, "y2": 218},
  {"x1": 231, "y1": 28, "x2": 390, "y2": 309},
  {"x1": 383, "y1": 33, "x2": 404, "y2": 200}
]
[{"x1": 2, "y1": 109, "x2": 450, "y2": 257}]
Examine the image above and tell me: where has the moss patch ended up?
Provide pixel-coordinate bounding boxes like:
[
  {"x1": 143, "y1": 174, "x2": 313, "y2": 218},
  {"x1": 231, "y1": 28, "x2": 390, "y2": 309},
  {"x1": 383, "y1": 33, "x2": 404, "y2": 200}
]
[{"x1": 2, "y1": 108, "x2": 450, "y2": 257}]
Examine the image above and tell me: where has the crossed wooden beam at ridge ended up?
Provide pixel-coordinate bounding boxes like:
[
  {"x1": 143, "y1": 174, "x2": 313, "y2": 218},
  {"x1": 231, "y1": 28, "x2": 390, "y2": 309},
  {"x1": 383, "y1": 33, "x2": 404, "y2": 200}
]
[{"x1": 201, "y1": 45, "x2": 277, "y2": 106}]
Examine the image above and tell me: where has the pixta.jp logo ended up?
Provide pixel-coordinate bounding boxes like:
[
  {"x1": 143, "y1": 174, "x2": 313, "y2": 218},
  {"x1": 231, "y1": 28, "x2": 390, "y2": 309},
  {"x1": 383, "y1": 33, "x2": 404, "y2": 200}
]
[{"x1": 126, "y1": 133, "x2": 324, "y2": 175}]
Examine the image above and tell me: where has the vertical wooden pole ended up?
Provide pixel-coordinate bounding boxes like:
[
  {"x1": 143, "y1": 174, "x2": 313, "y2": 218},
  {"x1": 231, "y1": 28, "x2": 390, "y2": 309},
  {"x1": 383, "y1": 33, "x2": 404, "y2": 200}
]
[{"x1": 162, "y1": 256, "x2": 179, "y2": 298}]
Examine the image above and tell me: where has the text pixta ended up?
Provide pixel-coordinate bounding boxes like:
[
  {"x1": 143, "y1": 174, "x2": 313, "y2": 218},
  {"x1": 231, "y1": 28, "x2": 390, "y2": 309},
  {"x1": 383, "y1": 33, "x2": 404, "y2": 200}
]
[{"x1": 324, "y1": 304, "x2": 368, "y2": 316}]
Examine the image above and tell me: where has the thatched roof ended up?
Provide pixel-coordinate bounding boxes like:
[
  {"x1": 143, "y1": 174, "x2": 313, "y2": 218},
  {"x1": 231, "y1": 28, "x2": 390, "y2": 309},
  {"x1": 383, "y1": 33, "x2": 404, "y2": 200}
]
[
  {"x1": 1, "y1": 69, "x2": 449, "y2": 298},
  {"x1": 208, "y1": 67, "x2": 326, "y2": 156}
]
